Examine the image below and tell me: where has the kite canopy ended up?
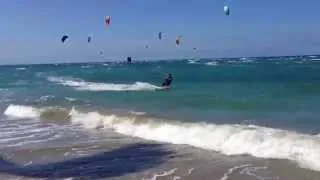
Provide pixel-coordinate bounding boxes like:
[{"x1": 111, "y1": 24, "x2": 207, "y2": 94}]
[
  {"x1": 224, "y1": 6, "x2": 230, "y2": 16},
  {"x1": 88, "y1": 36, "x2": 92, "y2": 43},
  {"x1": 61, "y1": 35, "x2": 69, "y2": 43},
  {"x1": 176, "y1": 36, "x2": 182, "y2": 46},
  {"x1": 158, "y1": 32, "x2": 162, "y2": 40},
  {"x1": 105, "y1": 16, "x2": 111, "y2": 26}
]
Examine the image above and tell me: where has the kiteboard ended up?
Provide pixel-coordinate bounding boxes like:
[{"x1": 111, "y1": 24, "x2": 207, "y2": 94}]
[{"x1": 157, "y1": 86, "x2": 171, "y2": 91}]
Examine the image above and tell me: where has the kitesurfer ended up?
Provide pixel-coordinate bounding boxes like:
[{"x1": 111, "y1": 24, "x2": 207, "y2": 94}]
[
  {"x1": 162, "y1": 73, "x2": 173, "y2": 87},
  {"x1": 127, "y1": 56, "x2": 132, "y2": 64}
]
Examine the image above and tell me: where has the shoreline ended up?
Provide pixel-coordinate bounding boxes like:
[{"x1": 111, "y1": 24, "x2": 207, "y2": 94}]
[
  {"x1": 1, "y1": 138, "x2": 320, "y2": 180},
  {"x1": 2, "y1": 104, "x2": 320, "y2": 174}
]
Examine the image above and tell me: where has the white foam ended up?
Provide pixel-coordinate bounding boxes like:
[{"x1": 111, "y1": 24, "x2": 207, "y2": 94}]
[
  {"x1": 205, "y1": 61, "x2": 218, "y2": 66},
  {"x1": 4, "y1": 105, "x2": 320, "y2": 172},
  {"x1": 188, "y1": 61, "x2": 197, "y2": 64},
  {"x1": 16, "y1": 67, "x2": 27, "y2": 71},
  {"x1": 240, "y1": 166, "x2": 279, "y2": 180},
  {"x1": 311, "y1": 58, "x2": 320, "y2": 61},
  {"x1": 68, "y1": 109, "x2": 320, "y2": 172},
  {"x1": 65, "y1": 97, "x2": 77, "y2": 102},
  {"x1": 188, "y1": 59, "x2": 200, "y2": 64},
  {"x1": 241, "y1": 59, "x2": 254, "y2": 63},
  {"x1": 129, "y1": 111, "x2": 147, "y2": 116},
  {"x1": 145, "y1": 168, "x2": 178, "y2": 180},
  {"x1": 4, "y1": 105, "x2": 40, "y2": 119},
  {"x1": 219, "y1": 164, "x2": 250, "y2": 180},
  {"x1": 1, "y1": 106, "x2": 66, "y2": 147},
  {"x1": 184, "y1": 168, "x2": 195, "y2": 176},
  {"x1": 47, "y1": 76, "x2": 162, "y2": 91}
]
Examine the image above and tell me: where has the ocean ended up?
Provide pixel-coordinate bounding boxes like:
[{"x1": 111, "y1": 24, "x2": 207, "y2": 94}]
[{"x1": 0, "y1": 56, "x2": 320, "y2": 179}]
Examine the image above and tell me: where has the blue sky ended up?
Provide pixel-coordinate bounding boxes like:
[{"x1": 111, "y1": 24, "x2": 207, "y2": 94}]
[{"x1": 0, "y1": 0, "x2": 319, "y2": 64}]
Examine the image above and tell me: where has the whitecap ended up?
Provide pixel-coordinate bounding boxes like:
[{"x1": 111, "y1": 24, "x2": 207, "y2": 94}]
[{"x1": 205, "y1": 61, "x2": 218, "y2": 66}]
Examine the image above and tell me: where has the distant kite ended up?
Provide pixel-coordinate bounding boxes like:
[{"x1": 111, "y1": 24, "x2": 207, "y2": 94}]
[
  {"x1": 88, "y1": 36, "x2": 92, "y2": 43},
  {"x1": 176, "y1": 36, "x2": 182, "y2": 46},
  {"x1": 158, "y1": 32, "x2": 163, "y2": 40},
  {"x1": 224, "y1": 6, "x2": 230, "y2": 16},
  {"x1": 105, "y1": 16, "x2": 111, "y2": 27},
  {"x1": 61, "y1": 35, "x2": 69, "y2": 43}
]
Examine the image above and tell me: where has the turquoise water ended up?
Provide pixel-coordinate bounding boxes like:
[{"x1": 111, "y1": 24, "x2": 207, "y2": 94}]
[
  {"x1": 1, "y1": 56, "x2": 320, "y2": 133},
  {"x1": 1, "y1": 56, "x2": 320, "y2": 174}
]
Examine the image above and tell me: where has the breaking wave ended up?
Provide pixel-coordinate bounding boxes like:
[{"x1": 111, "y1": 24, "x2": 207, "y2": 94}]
[
  {"x1": 4, "y1": 105, "x2": 70, "y2": 121},
  {"x1": 3, "y1": 104, "x2": 320, "y2": 171},
  {"x1": 4, "y1": 105, "x2": 40, "y2": 119},
  {"x1": 47, "y1": 76, "x2": 162, "y2": 91}
]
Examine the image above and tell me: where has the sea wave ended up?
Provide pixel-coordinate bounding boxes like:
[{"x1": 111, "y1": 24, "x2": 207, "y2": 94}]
[
  {"x1": 16, "y1": 67, "x2": 27, "y2": 71},
  {"x1": 205, "y1": 61, "x2": 218, "y2": 66},
  {"x1": 47, "y1": 76, "x2": 162, "y2": 91},
  {"x1": 4, "y1": 105, "x2": 40, "y2": 119},
  {"x1": 187, "y1": 59, "x2": 200, "y2": 64},
  {"x1": 81, "y1": 65, "x2": 93, "y2": 69},
  {"x1": 4, "y1": 105, "x2": 70, "y2": 121},
  {"x1": 3, "y1": 104, "x2": 320, "y2": 171},
  {"x1": 2, "y1": 105, "x2": 68, "y2": 147},
  {"x1": 65, "y1": 97, "x2": 78, "y2": 102}
]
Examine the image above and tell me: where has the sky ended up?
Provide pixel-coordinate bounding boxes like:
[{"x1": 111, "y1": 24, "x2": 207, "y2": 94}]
[{"x1": 0, "y1": 0, "x2": 319, "y2": 64}]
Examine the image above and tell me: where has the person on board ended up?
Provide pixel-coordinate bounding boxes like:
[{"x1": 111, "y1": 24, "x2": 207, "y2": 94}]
[{"x1": 162, "y1": 73, "x2": 173, "y2": 87}]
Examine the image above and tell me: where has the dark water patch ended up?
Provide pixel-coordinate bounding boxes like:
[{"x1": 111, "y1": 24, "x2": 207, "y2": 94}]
[{"x1": 0, "y1": 143, "x2": 174, "y2": 179}]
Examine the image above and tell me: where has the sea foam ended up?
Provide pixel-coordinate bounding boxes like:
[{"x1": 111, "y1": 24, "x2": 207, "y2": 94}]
[
  {"x1": 4, "y1": 105, "x2": 40, "y2": 119},
  {"x1": 47, "y1": 76, "x2": 162, "y2": 91},
  {"x1": 205, "y1": 61, "x2": 218, "y2": 66}
]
